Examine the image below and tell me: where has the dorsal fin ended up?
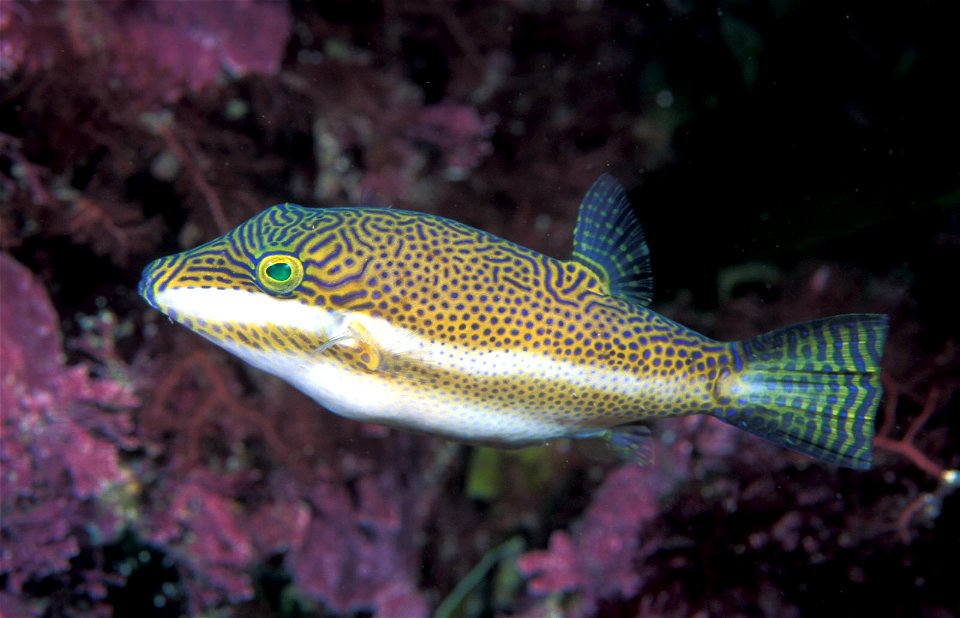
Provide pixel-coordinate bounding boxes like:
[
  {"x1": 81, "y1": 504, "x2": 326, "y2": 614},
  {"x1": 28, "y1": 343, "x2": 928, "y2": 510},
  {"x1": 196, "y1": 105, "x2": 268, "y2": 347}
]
[{"x1": 570, "y1": 174, "x2": 653, "y2": 306}]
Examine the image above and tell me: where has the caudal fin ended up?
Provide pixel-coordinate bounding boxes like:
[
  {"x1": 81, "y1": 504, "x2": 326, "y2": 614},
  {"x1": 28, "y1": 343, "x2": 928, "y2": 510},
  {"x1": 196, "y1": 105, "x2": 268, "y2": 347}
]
[{"x1": 715, "y1": 314, "x2": 888, "y2": 469}]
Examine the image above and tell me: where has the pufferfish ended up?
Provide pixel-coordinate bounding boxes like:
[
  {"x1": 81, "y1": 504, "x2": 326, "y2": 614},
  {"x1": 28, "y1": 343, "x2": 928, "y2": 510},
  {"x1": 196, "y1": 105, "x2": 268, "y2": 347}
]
[{"x1": 139, "y1": 175, "x2": 888, "y2": 468}]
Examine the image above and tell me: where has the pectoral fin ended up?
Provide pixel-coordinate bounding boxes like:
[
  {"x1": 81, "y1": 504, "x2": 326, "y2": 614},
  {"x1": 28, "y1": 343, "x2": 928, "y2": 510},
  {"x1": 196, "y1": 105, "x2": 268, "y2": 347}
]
[{"x1": 348, "y1": 321, "x2": 382, "y2": 372}]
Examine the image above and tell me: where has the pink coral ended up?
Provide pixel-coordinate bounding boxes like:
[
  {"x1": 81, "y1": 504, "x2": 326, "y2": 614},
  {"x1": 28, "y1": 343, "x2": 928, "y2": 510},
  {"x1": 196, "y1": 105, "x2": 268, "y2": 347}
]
[
  {"x1": 109, "y1": 0, "x2": 292, "y2": 101},
  {"x1": 0, "y1": 253, "x2": 138, "y2": 603},
  {"x1": 137, "y1": 459, "x2": 430, "y2": 615},
  {"x1": 517, "y1": 416, "x2": 744, "y2": 613},
  {"x1": 409, "y1": 103, "x2": 497, "y2": 177},
  {"x1": 285, "y1": 470, "x2": 428, "y2": 616},
  {"x1": 517, "y1": 465, "x2": 659, "y2": 610},
  {"x1": 0, "y1": 0, "x2": 291, "y2": 101}
]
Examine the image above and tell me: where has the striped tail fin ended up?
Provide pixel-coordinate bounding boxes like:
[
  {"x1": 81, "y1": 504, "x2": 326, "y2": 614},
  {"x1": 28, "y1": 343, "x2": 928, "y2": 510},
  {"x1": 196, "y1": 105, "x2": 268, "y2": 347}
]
[{"x1": 715, "y1": 314, "x2": 888, "y2": 469}]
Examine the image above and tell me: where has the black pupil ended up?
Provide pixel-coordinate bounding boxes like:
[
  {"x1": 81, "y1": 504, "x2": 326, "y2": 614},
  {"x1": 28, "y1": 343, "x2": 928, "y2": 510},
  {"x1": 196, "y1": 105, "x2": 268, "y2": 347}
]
[{"x1": 266, "y1": 262, "x2": 292, "y2": 282}]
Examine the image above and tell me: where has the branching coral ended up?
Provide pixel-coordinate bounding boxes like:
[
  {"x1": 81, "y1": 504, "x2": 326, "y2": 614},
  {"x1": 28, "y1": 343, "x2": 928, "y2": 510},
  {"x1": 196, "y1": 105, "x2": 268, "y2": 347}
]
[
  {"x1": 139, "y1": 347, "x2": 291, "y2": 470},
  {"x1": 874, "y1": 377, "x2": 959, "y2": 542}
]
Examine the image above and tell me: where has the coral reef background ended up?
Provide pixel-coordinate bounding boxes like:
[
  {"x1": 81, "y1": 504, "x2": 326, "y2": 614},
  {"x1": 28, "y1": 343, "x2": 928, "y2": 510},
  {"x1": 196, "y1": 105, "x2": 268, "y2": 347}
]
[{"x1": 1, "y1": 1, "x2": 958, "y2": 616}]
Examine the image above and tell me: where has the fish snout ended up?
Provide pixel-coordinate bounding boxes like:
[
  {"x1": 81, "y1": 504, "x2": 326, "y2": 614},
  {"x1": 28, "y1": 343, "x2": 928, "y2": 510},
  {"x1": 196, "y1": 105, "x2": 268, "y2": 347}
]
[{"x1": 138, "y1": 257, "x2": 169, "y2": 310}]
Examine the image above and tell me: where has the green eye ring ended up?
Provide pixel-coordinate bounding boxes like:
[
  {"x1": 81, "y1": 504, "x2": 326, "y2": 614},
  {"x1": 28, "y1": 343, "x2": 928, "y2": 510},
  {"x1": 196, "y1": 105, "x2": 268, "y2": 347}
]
[{"x1": 256, "y1": 254, "x2": 304, "y2": 294}]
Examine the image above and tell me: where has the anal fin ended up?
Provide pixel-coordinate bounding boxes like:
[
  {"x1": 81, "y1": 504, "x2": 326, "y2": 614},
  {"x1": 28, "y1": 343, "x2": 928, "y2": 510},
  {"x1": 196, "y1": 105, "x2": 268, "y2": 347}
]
[
  {"x1": 607, "y1": 424, "x2": 655, "y2": 465},
  {"x1": 575, "y1": 424, "x2": 655, "y2": 465}
]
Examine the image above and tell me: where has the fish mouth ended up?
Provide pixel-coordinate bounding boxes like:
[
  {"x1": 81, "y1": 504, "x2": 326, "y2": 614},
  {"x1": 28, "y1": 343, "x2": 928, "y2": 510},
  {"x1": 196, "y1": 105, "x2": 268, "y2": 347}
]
[{"x1": 138, "y1": 258, "x2": 164, "y2": 311}]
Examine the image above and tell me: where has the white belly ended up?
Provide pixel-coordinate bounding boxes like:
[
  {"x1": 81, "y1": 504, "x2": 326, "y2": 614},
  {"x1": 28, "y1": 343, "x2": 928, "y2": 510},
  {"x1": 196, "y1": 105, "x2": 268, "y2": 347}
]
[{"x1": 216, "y1": 336, "x2": 564, "y2": 445}]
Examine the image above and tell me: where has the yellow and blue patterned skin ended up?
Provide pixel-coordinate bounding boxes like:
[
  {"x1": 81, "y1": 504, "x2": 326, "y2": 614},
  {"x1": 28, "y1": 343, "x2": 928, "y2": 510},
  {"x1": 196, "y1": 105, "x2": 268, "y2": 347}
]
[{"x1": 140, "y1": 176, "x2": 888, "y2": 468}]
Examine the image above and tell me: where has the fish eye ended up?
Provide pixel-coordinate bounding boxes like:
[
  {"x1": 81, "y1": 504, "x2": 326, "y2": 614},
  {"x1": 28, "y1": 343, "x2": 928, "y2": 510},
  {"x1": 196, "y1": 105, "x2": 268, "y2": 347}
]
[{"x1": 256, "y1": 254, "x2": 304, "y2": 294}]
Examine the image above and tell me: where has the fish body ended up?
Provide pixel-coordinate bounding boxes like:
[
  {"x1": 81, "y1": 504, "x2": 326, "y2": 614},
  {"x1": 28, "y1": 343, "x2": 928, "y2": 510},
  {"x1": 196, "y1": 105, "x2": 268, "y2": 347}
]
[{"x1": 140, "y1": 176, "x2": 887, "y2": 468}]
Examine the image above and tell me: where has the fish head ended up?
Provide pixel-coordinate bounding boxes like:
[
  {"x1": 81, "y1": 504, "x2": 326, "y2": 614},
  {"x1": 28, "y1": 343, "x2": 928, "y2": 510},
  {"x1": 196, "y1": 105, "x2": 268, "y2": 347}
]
[{"x1": 138, "y1": 203, "x2": 367, "y2": 361}]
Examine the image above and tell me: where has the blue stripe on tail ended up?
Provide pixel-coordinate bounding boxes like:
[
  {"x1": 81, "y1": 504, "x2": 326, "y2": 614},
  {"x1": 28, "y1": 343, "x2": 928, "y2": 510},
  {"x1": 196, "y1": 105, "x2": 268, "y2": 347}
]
[{"x1": 714, "y1": 314, "x2": 888, "y2": 469}]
